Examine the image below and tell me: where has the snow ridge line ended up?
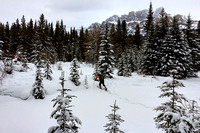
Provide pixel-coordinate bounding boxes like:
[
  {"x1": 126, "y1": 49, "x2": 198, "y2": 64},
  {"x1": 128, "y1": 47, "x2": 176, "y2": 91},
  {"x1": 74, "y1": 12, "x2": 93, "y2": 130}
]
[{"x1": 0, "y1": 89, "x2": 30, "y2": 100}]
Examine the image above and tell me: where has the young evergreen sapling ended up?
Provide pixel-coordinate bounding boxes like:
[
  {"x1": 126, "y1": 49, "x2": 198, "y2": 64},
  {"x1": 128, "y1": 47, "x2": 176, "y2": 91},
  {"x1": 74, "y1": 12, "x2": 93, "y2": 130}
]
[
  {"x1": 154, "y1": 70, "x2": 194, "y2": 132},
  {"x1": 104, "y1": 100, "x2": 124, "y2": 133},
  {"x1": 186, "y1": 100, "x2": 200, "y2": 133},
  {"x1": 32, "y1": 65, "x2": 45, "y2": 99},
  {"x1": 44, "y1": 59, "x2": 53, "y2": 80},
  {"x1": 48, "y1": 71, "x2": 82, "y2": 133},
  {"x1": 69, "y1": 57, "x2": 81, "y2": 86},
  {"x1": 84, "y1": 75, "x2": 89, "y2": 89}
]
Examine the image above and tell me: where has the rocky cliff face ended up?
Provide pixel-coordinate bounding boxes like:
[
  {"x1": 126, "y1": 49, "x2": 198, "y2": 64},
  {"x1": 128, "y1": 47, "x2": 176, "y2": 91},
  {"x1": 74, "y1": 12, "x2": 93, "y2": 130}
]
[{"x1": 88, "y1": 7, "x2": 198, "y2": 34}]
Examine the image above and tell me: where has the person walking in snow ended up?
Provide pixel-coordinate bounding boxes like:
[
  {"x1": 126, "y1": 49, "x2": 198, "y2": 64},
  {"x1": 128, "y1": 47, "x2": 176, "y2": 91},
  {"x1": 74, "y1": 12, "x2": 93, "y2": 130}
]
[{"x1": 95, "y1": 73, "x2": 107, "y2": 91}]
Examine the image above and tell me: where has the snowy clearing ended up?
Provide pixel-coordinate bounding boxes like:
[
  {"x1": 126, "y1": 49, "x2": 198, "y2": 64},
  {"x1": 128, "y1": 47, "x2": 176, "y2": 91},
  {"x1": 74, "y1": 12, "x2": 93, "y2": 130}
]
[{"x1": 0, "y1": 62, "x2": 200, "y2": 133}]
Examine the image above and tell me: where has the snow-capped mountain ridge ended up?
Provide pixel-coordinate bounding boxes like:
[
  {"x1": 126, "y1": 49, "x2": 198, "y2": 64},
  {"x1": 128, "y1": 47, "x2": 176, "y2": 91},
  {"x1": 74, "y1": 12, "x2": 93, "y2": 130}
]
[{"x1": 89, "y1": 7, "x2": 197, "y2": 34}]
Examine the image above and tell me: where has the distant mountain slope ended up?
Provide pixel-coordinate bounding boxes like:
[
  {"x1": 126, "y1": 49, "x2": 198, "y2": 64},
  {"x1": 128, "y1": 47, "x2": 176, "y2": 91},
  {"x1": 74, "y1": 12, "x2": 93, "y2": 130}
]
[{"x1": 88, "y1": 7, "x2": 198, "y2": 34}]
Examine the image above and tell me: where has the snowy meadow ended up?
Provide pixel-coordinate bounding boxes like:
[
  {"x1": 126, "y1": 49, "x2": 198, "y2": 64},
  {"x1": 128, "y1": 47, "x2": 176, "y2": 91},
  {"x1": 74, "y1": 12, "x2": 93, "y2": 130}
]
[{"x1": 0, "y1": 62, "x2": 200, "y2": 133}]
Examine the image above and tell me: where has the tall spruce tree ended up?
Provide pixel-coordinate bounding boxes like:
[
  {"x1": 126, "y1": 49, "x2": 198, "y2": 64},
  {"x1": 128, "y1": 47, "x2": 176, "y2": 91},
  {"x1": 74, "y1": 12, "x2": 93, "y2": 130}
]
[
  {"x1": 109, "y1": 24, "x2": 116, "y2": 65},
  {"x1": 79, "y1": 26, "x2": 85, "y2": 62},
  {"x1": 97, "y1": 23, "x2": 114, "y2": 78},
  {"x1": 104, "y1": 100, "x2": 124, "y2": 133},
  {"x1": 81, "y1": 28, "x2": 90, "y2": 63},
  {"x1": 175, "y1": 22, "x2": 194, "y2": 79},
  {"x1": 60, "y1": 20, "x2": 67, "y2": 61},
  {"x1": 155, "y1": 8, "x2": 170, "y2": 76},
  {"x1": 118, "y1": 20, "x2": 129, "y2": 73},
  {"x1": 156, "y1": 20, "x2": 174, "y2": 77},
  {"x1": 158, "y1": 16, "x2": 193, "y2": 79},
  {"x1": 3, "y1": 22, "x2": 10, "y2": 56},
  {"x1": 38, "y1": 14, "x2": 53, "y2": 62},
  {"x1": 121, "y1": 20, "x2": 127, "y2": 51},
  {"x1": 115, "y1": 19, "x2": 123, "y2": 66},
  {"x1": 54, "y1": 20, "x2": 67, "y2": 61},
  {"x1": 144, "y1": 2, "x2": 154, "y2": 37},
  {"x1": 69, "y1": 28, "x2": 80, "y2": 61},
  {"x1": 26, "y1": 19, "x2": 35, "y2": 61},
  {"x1": 48, "y1": 71, "x2": 81, "y2": 133},
  {"x1": 54, "y1": 21, "x2": 62, "y2": 61},
  {"x1": 185, "y1": 15, "x2": 200, "y2": 72},
  {"x1": 17, "y1": 15, "x2": 27, "y2": 57},
  {"x1": 140, "y1": 2, "x2": 157, "y2": 75},
  {"x1": 133, "y1": 24, "x2": 143, "y2": 72},
  {"x1": 9, "y1": 19, "x2": 21, "y2": 56}
]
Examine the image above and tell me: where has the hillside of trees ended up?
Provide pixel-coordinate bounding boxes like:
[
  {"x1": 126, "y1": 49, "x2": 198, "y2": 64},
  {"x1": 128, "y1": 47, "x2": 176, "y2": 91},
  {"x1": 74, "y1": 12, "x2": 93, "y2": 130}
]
[{"x1": 0, "y1": 3, "x2": 200, "y2": 79}]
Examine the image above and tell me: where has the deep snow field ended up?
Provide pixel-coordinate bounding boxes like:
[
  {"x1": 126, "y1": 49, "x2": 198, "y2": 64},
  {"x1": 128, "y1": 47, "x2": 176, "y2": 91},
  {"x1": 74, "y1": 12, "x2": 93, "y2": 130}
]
[{"x1": 0, "y1": 62, "x2": 200, "y2": 133}]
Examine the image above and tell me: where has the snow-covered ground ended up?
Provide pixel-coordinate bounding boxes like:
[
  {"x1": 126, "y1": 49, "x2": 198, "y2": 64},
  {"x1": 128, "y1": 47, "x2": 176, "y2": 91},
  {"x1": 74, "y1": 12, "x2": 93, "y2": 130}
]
[{"x1": 0, "y1": 62, "x2": 200, "y2": 133}]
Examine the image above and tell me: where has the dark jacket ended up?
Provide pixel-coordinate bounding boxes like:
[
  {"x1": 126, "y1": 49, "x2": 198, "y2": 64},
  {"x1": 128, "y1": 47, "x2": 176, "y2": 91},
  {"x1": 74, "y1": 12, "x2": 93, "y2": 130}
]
[{"x1": 98, "y1": 74, "x2": 104, "y2": 83}]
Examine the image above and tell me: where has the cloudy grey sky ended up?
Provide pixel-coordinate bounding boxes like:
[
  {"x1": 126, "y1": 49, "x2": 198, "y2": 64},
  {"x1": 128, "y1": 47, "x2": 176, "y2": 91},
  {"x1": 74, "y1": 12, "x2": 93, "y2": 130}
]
[{"x1": 0, "y1": 0, "x2": 200, "y2": 29}]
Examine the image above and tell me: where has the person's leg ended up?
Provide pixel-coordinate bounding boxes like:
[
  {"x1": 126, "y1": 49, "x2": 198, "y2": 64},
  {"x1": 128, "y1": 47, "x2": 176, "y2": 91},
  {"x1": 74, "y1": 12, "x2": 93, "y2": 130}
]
[
  {"x1": 99, "y1": 82, "x2": 102, "y2": 89},
  {"x1": 102, "y1": 81, "x2": 107, "y2": 91}
]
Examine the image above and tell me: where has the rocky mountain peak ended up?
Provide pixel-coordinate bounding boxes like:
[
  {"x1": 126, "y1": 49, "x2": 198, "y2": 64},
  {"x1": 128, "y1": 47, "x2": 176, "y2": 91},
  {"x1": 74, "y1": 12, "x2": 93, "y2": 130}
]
[
  {"x1": 153, "y1": 7, "x2": 163, "y2": 18},
  {"x1": 88, "y1": 7, "x2": 196, "y2": 34},
  {"x1": 105, "y1": 15, "x2": 119, "y2": 23}
]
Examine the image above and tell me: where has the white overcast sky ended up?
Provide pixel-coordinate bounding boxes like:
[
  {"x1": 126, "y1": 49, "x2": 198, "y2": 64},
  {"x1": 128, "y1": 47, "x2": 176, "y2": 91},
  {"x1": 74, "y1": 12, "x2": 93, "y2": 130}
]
[{"x1": 0, "y1": 0, "x2": 200, "y2": 29}]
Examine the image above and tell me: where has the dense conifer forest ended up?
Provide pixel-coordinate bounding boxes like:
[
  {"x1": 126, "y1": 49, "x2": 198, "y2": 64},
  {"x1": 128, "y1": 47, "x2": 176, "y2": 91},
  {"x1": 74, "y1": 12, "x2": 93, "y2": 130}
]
[{"x1": 0, "y1": 3, "x2": 200, "y2": 79}]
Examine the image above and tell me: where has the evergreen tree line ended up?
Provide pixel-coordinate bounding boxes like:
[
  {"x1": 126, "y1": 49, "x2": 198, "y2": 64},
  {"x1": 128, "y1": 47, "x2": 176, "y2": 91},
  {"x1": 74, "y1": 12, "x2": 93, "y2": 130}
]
[
  {"x1": 0, "y1": 14, "x2": 91, "y2": 63},
  {"x1": 0, "y1": 13, "x2": 142, "y2": 65},
  {"x1": 141, "y1": 3, "x2": 200, "y2": 79},
  {"x1": 1, "y1": 3, "x2": 200, "y2": 79}
]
